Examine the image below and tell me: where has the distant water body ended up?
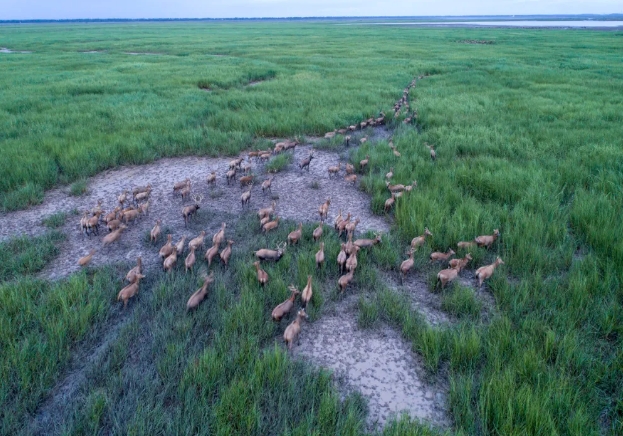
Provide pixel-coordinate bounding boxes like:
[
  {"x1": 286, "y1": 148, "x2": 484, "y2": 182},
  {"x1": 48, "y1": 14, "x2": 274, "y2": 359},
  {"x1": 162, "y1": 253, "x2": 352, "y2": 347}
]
[{"x1": 362, "y1": 21, "x2": 623, "y2": 28}]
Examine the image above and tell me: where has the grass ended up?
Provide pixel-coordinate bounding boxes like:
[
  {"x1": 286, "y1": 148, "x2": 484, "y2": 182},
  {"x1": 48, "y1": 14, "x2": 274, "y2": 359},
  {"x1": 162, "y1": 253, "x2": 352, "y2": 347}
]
[
  {"x1": 42, "y1": 211, "x2": 67, "y2": 229},
  {"x1": 69, "y1": 179, "x2": 88, "y2": 196},
  {"x1": 0, "y1": 231, "x2": 64, "y2": 282},
  {"x1": 0, "y1": 22, "x2": 621, "y2": 435},
  {"x1": 265, "y1": 152, "x2": 292, "y2": 173}
]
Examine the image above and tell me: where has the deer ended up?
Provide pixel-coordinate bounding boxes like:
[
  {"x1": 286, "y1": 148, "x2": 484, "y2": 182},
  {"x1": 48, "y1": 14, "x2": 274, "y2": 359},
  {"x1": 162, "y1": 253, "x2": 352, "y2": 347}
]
[
  {"x1": 475, "y1": 257, "x2": 504, "y2": 287},
  {"x1": 345, "y1": 245, "x2": 360, "y2": 272},
  {"x1": 118, "y1": 190, "x2": 129, "y2": 206},
  {"x1": 182, "y1": 195, "x2": 202, "y2": 226},
  {"x1": 175, "y1": 235, "x2": 187, "y2": 256},
  {"x1": 386, "y1": 167, "x2": 394, "y2": 180},
  {"x1": 337, "y1": 244, "x2": 348, "y2": 273},
  {"x1": 354, "y1": 233, "x2": 382, "y2": 249},
  {"x1": 318, "y1": 198, "x2": 330, "y2": 222},
  {"x1": 229, "y1": 157, "x2": 243, "y2": 170},
  {"x1": 134, "y1": 186, "x2": 151, "y2": 203},
  {"x1": 345, "y1": 135, "x2": 351, "y2": 147},
  {"x1": 411, "y1": 228, "x2": 433, "y2": 251},
  {"x1": 261, "y1": 177, "x2": 273, "y2": 194},
  {"x1": 189, "y1": 231, "x2": 206, "y2": 251},
  {"x1": 239, "y1": 175, "x2": 253, "y2": 187},
  {"x1": 475, "y1": 229, "x2": 500, "y2": 249},
  {"x1": 180, "y1": 182, "x2": 191, "y2": 200},
  {"x1": 86, "y1": 211, "x2": 103, "y2": 236},
  {"x1": 173, "y1": 178, "x2": 190, "y2": 192},
  {"x1": 206, "y1": 171, "x2": 217, "y2": 186},
  {"x1": 345, "y1": 218, "x2": 360, "y2": 238},
  {"x1": 132, "y1": 184, "x2": 151, "y2": 197},
  {"x1": 449, "y1": 253, "x2": 472, "y2": 270},
  {"x1": 255, "y1": 242, "x2": 286, "y2": 262},
  {"x1": 219, "y1": 240, "x2": 234, "y2": 266},
  {"x1": 338, "y1": 269, "x2": 355, "y2": 293},
  {"x1": 328, "y1": 163, "x2": 341, "y2": 178},
  {"x1": 126, "y1": 257, "x2": 143, "y2": 283},
  {"x1": 212, "y1": 223, "x2": 226, "y2": 247},
  {"x1": 315, "y1": 242, "x2": 325, "y2": 268},
  {"x1": 150, "y1": 220, "x2": 162, "y2": 243},
  {"x1": 426, "y1": 143, "x2": 436, "y2": 161},
  {"x1": 384, "y1": 193, "x2": 396, "y2": 213},
  {"x1": 333, "y1": 209, "x2": 343, "y2": 230},
  {"x1": 430, "y1": 248, "x2": 456, "y2": 262},
  {"x1": 344, "y1": 174, "x2": 357, "y2": 184},
  {"x1": 360, "y1": 155, "x2": 370, "y2": 172},
  {"x1": 400, "y1": 249, "x2": 415, "y2": 283},
  {"x1": 299, "y1": 152, "x2": 314, "y2": 171},
  {"x1": 301, "y1": 275, "x2": 313, "y2": 307},
  {"x1": 284, "y1": 308, "x2": 308, "y2": 350},
  {"x1": 204, "y1": 243, "x2": 220, "y2": 267},
  {"x1": 78, "y1": 250, "x2": 95, "y2": 267},
  {"x1": 226, "y1": 169, "x2": 237, "y2": 184},
  {"x1": 159, "y1": 234, "x2": 174, "y2": 259},
  {"x1": 187, "y1": 272, "x2": 214, "y2": 311},
  {"x1": 185, "y1": 246, "x2": 196, "y2": 272},
  {"x1": 241, "y1": 185, "x2": 252, "y2": 208},
  {"x1": 253, "y1": 261, "x2": 269, "y2": 286},
  {"x1": 102, "y1": 224, "x2": 127, "y2": 246},
  {"x1": 336, "y1": 213, "x2": 351, "y2": 237},
  {"x1": 437, "y1": 265, "x2": 461, "y2": 289},
  {"x1": 344, "y1": 233, "x2": 354, "y2": 256},
  {"x1": 163, "y1": 247, "x2": 178, "y2": 273},
  {"x1": 117, "y1": 274, "x2": 145, "y2": 308},
  {"x1": 272, "y1": 285, "x2": 300, "y2": 321},
  {"x1": 262, "y1": 217, "x2": 279, "y2": 233},
  {"x1": 104, "y1": 207, "x2": 121, "y2": 224},
  {"x1": 288, "y1": 223, "x2": 303, "y2": 245},
  {"x1": 258, "y1": 201, "x2": 276, "y2": 220},
  {"x1": 313, "y1": 223, "x2": 323, "y2": 241},
  {"x1": 345, "y1": 163, "x2": 354, "y2": 175}
]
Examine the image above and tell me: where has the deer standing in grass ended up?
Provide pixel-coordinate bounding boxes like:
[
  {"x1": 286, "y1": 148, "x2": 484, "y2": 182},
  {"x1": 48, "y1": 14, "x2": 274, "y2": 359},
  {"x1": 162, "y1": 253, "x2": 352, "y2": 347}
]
[
  {"x1": 187, "y1": 273, "x2": 214, "y2": 311},
  {"x1": 284, "y1": 309, "x2": 308, "y2": 350},
  {"x1": 475, "y1": 257, "x2": 504, "y2": 287},
  {"x1": 272, "y1": 286, "x2": 299, "y2": 321},
  {"x1": 117, "y1": 274, "x2": 145, "y2": 308},
  {"x1": 253, "y1": 261, "x2": 269, "y2": 286}
]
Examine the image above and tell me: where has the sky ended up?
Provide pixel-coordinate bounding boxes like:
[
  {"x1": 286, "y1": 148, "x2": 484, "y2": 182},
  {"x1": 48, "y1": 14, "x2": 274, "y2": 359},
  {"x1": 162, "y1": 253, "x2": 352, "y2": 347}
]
[{"x1": 2, "y1": 0, "x2": 621, "y2": 20}]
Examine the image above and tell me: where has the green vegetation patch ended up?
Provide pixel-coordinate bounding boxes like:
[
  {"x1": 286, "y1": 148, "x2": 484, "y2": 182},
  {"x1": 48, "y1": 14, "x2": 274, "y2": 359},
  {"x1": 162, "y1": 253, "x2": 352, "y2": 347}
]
[{"x1": 0, "y1": 231, "x2": 64, "y2": 282}]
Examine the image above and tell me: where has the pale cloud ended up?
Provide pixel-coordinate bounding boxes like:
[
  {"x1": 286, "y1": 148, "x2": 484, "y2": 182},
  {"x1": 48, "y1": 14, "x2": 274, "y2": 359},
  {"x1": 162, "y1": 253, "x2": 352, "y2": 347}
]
[{"x1": 1, "y1": 0, "x2": 621, "y2": 20}]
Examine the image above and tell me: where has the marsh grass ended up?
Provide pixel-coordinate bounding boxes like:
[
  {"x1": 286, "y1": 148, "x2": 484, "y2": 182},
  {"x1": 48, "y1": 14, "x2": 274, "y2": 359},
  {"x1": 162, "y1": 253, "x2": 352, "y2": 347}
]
[
  {"x1": 0, "y1": 231, "x2": 64, "y2": 282},
  {"x1": 265, "y1": 153, "x2": 292, "y2": 173},
  {"x1": 42, "y1": 211, "x2": 67, "y2": 229},
  {"x1": 69, "y1": 179, "x2": 88, "y2": 196}
]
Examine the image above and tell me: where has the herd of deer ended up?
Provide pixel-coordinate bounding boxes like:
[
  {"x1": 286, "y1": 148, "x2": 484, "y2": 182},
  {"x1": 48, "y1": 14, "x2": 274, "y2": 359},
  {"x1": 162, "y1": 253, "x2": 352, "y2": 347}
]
[{"x1": 74, "y1": 73, "x2": 504, "y2": 350}]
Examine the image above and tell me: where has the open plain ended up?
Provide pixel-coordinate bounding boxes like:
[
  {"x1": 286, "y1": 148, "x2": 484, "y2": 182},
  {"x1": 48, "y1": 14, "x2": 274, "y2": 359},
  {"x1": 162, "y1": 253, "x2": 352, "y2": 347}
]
[{"x1": 1, "y1": 22, "x2": 622, "y2": 435}]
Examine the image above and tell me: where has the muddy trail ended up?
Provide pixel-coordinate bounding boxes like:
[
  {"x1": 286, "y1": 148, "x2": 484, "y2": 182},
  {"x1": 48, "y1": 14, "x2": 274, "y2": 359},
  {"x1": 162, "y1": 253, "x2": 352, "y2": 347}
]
[{"x1": 0, "y1": 128, "x2": 390, "y2": 281}]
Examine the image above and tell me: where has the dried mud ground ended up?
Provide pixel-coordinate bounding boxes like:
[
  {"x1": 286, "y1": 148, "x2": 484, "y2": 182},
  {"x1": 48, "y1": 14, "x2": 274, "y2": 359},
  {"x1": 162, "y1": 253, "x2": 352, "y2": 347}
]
[
  {"x1": 0, "y1": 131, "x2": 389, "y2": 281},
  {"x1": 2, "y1": 128, "x2": 455, "y2": 430},
  {"x1": 293, "y1": 296, "x2": 449, "y2": 431}
]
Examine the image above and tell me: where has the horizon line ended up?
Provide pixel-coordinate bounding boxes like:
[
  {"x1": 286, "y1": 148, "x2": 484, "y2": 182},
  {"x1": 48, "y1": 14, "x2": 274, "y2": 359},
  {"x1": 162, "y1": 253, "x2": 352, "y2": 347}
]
[{"x1": 2, "y1": 13, "x2": 623, "y2": 23}]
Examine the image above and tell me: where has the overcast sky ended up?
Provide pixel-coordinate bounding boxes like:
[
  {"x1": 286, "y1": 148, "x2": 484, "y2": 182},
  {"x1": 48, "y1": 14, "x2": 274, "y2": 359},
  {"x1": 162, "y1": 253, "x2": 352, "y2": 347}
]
[{"x1": 2, "y1": 0, "x2": 621, "y2": 20}]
